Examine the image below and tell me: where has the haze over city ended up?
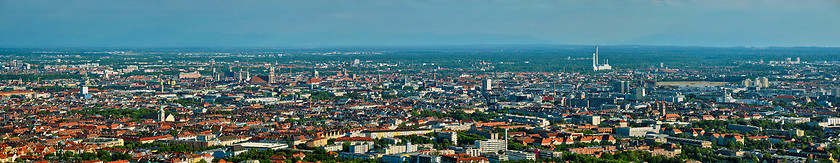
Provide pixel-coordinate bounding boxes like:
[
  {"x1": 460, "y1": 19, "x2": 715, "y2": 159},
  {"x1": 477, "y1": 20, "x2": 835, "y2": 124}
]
[
  {"x1": 3, "y1": 1, "x2": 840, "y2": 163},
  {"x1": 2, "y1": 0, "x2": 840, "y2": 47}
]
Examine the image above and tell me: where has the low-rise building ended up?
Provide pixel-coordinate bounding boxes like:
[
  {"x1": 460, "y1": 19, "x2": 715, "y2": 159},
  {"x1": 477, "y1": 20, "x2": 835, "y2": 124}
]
[
  {"x1": 617, "y1": 125, "x2": 660, "y2": 137},
  {"x1": 506, "y1": 150, "x2": 536, "y2": 161},
  {"x1": 82, "y1": 137, "x2": 124, "y2": 148},
  {"x1": 233, "y1": 142, "x2": 289, "y2": 150},
  {"x1": 441, "y1": 154, "x2": 489, "y2": 163},
  {"x1": 305, "y1": 137, "x2": 328, "y2": 147},
  {"x1": 506, "y1": 114, "x2": 550, "y2": 127},
  {"x1": 169, "y1": 135, "x2": 220, "y2": 149},
  {"x1": 321, "y1": 144, "x2": 343, "y2": 152},
  {"x1": 665, "y1": 137, "x2": 712, "y2": 148},
  {"x1": 363, "y1": 129, "x2": 434, "y2": 139},
  {"x1": 765, "y1": 129, "x2": 804, "y2": 137},
  {"x1": 726, "y1": 124, "x2": 762, "y2": 133},
  {"x1": 350, "y1": 144, "x2": 370, "y2": 154},
  {"x1": 409, "y1": 155, "x2": 441, "y2": 163}
]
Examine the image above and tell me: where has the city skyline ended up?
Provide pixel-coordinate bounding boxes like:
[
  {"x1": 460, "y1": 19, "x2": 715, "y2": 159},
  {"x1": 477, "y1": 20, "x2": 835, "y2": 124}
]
[
  {"x1": 2, "y1": 45, "x2": 839, "y2": 163},
  {"x1": 4, "y1": 1, "x2": 840, "y2": 163}
]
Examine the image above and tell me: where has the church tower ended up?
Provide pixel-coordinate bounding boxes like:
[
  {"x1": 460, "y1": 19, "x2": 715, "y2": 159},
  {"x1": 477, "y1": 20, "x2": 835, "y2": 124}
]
[
  {"x1": 269, "y1": 66, "x2": 276, "y2": 84},
  {"x1": 159, "y1": 106, "x2": 166, "y2": 122}
]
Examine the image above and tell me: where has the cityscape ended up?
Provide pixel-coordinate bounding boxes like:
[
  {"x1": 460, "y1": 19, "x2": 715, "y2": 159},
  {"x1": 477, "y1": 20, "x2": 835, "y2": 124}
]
[{"x1": 2, "y1": 1, "x2": 840, "y2": 163}]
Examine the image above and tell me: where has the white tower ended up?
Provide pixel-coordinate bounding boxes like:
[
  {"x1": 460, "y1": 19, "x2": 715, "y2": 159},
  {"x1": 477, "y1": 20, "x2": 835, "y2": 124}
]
[
  {"x1": 81, "y1": 86, "x2": 89, "y2": 95},
  {"x1": 593, "y1": 47, "x2": 598, "y2": 68},
  {"x1": 238, "y1": 71, "x2": 243, "y2": 82},
  {"x1": 592, "y1": 46, "x2": 611, "y2": 71},
  {"x1": 159, "y1": 106, "x2": 165, "y2": 122},
  {"x1": 504, "y1": 128, "x2": 509, "y2": 151},
  {"x1": 485, "y1": 78, "x2": 492, "y2": 91}
]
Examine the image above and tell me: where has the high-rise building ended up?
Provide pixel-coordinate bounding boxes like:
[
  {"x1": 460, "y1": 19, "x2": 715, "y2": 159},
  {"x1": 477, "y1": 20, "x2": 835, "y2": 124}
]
[
  {"x1": 833, "y1": 88, "x2": 840, "y2": 98},
  {"x1": 438, "y1": 131, "x2": 458, "y2": 145},
  {"x1": 212, "y1": 67, "x2": 217, "y2": 81},
  {"x1": 614, "y1": 81, "x2": 630, "y2": 93},
  {"x1": 475, "y1": 139, "x2": 507, "y2": 153},
  {"x1": 580, "y1": 115, "x2": 601, "y2": 125},
  {"x1": 753, "y1": 77, "x2": 769, "y2": 88},
  {"x1": 761, "y1": 77, "x2": 769, "y2": 88},
  {"x1": 405, "y1": 142, "x2": 415, "y2": 153},
  {"x1": 354, "y1": 59, "x2": 360, "y2": 65},
  {"x1": 81, "y1": 86, "x2": 89, "y2": 95},
  {"x1": 743, "y1": 79, "x2": 752, "y2": 87},
  {"x1": 636, "y1": 88, "x2": 646, "y2": 99},
  {"x1": 485, "y1": 78, "x2": 492, "y2": 91}
]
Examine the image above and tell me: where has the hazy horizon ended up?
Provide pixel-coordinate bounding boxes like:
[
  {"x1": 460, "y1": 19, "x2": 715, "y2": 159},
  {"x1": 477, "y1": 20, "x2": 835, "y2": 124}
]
[
  {"x1": 3, "y1": 44, "x2": 840, "y2": 50},
  {"x1": 2, "y1": 0, "x2": 839, "y2": 48}
]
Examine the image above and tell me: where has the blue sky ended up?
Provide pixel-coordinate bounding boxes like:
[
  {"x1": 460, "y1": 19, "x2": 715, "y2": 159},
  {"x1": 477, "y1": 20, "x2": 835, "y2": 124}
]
[{"x1": 1, "y1": 0, "x2": 839, "y2": 47}]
